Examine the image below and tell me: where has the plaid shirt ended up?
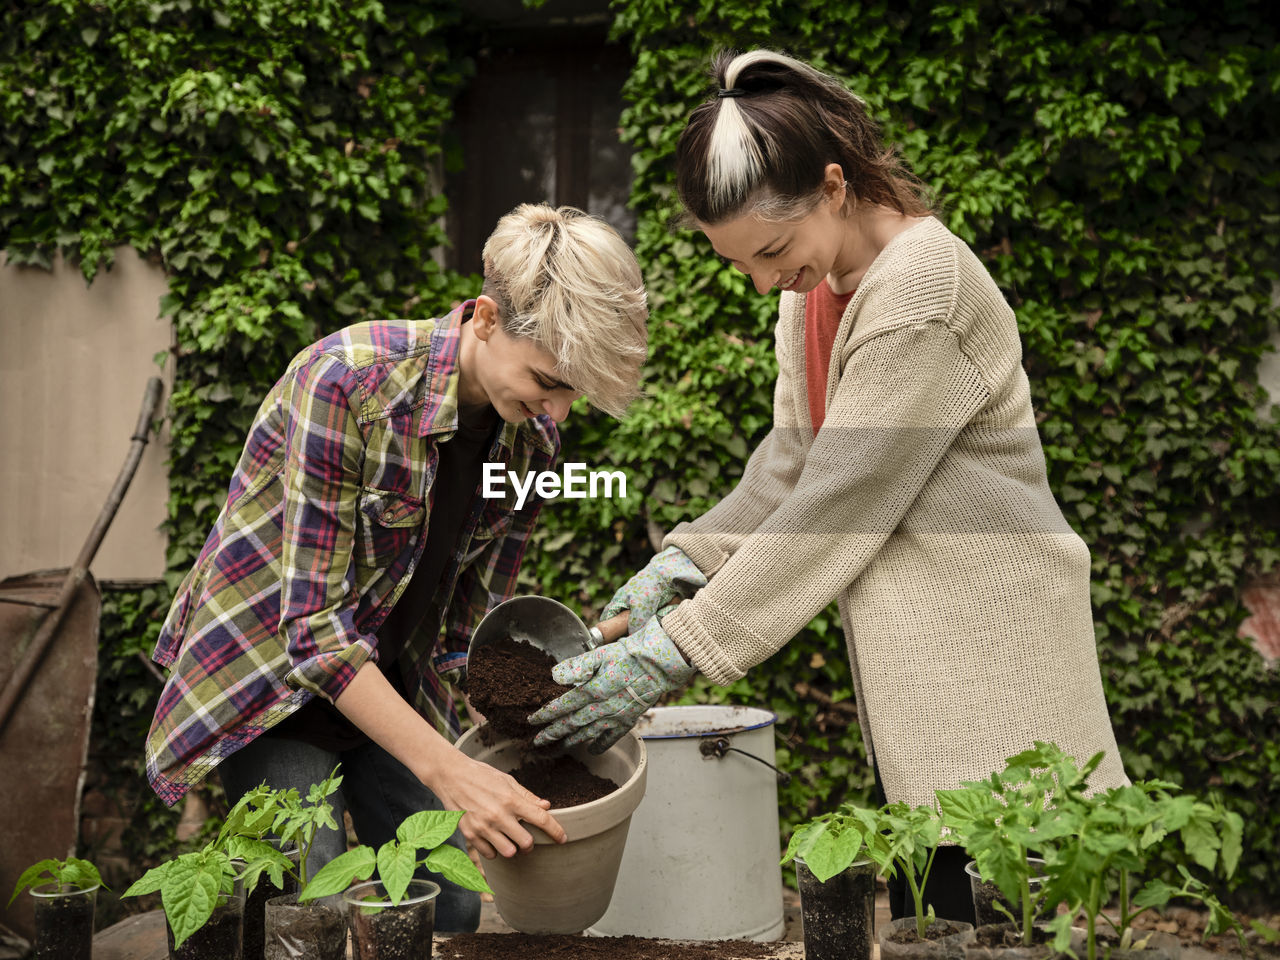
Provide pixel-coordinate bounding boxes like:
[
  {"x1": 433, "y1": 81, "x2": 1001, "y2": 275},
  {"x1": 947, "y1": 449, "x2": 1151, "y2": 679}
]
[{"x1": 145, "y1": 302, "x2": 559, "y2": 806}]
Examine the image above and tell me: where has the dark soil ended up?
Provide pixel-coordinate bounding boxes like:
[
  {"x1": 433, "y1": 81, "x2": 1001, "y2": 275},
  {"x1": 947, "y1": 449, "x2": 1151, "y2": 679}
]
[
  {"x1": 972, "y1": 924, "x2": 1054, "y2": 949},
  {"x1": 348, "y1": 895, "x2": 435, "y2": 960},
  {"x1": 796, "y1": 860, "x2": 875, "y2": 960},
  {"x1": 888, "y1": 919, "x2": 973, "y2": 944},
  {"x1": 165, "y1": 905, "x2": 244, "y2": 959},
  {"x1": 467, "y1": 635, "x2": 618, "y2": 807},
  {"x1": 971, "y1": 880, "x2": 1012, "y2": 928},
  {"x1": 263, "y1": 895, "x2": 346, "y2": 960},
  {"x1": 245, "y1": 868, "x2": 299, "y2": 960},
  {"x1": 508, "y1": 754, "x2": 618, "y2": 807},
  {"x1": 32, "y1": 890, "x2": 93, "y2": 960},
  {"x1": 970, "y1": 875, "x2": 1050, "y2": 928},
  {"x1": 468, "y1": 635, "x2": 569, "y2": 740},
  {"x1": 437, "y1": 933, "x2": 789, "y2": 959}
]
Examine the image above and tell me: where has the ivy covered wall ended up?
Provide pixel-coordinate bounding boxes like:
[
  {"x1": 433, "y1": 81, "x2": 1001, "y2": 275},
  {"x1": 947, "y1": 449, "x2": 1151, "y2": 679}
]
[
  {"x1": 3, "y1": 0, "x2": 1278, "y2": 904},
  {"x1": 2, "y1": 0, "x2": 481, "y2": 913}
]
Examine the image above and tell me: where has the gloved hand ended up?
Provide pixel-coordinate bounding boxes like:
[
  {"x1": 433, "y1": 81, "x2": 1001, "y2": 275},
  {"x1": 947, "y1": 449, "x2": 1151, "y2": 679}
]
[
  {"x1": 529, "y1": 613, "x2": 696, "y2": 753},
  {"x1": 601, "y1": 546, "x2": 707, "y2": 635}
]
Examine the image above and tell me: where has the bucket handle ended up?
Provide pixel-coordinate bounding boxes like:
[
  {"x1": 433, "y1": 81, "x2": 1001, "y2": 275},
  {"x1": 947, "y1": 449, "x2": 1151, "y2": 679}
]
[{"x1": 698, "y1": 736, "x2": 792, "y2": 784}]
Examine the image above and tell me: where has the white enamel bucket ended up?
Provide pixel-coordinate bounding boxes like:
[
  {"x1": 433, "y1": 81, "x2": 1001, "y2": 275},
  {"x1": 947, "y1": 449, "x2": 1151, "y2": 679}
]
[{"x1": 585, "y1": 704, "x2": 786, "y2": 941}]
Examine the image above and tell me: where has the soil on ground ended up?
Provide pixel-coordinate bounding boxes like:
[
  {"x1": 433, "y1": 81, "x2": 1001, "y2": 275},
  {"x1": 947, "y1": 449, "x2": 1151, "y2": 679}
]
[
  {"x1": 468, "y1": 635, "x2": 569, "y2": 741},
  {"x1": 1129, "y1": 906, "x2": 1280, "y2": 958},
  {"x1": 438, "y1": 933, "x2": 788, "y2": 959},
  {"x1": 508, "y1": 754, "x2": 618, "y2": 807}
]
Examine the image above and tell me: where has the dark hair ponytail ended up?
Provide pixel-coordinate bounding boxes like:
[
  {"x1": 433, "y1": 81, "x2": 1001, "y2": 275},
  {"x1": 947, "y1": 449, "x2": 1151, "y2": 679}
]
[{"x1": 675, "y1": 49, "x2": 934, "y2": 225}]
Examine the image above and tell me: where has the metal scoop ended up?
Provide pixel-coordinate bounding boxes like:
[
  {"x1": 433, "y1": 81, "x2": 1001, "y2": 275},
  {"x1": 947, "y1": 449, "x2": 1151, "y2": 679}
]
[{"x1": 466, "y1": 595, "x2": 606, "y2": 667}]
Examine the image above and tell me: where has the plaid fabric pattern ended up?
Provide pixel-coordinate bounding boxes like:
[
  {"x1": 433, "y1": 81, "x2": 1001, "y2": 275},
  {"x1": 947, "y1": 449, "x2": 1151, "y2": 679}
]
[{"x1": 145, "y1": 302, "x2": 559, "y2": 806}]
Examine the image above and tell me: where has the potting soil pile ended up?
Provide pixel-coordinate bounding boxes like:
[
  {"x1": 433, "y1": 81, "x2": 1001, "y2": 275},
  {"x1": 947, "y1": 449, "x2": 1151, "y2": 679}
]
[
  {"x1": 467, "y1": 634, "x2": 617, "y2": 807},
  {"x1": 438, "y1": 933, "x2": 788, "y2": 959},
  {"x1": 508, "y1": 753, "x2": 616, "y2": 806},
  {"x1": 468, "y1": 635, "x2": 569, "y2": 741}
]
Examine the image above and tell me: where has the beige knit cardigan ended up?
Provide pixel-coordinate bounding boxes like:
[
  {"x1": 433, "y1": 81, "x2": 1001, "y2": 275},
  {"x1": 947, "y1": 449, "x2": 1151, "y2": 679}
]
[{"x1": 663, "y1": 216, "x2": 1128, "y2": 808}]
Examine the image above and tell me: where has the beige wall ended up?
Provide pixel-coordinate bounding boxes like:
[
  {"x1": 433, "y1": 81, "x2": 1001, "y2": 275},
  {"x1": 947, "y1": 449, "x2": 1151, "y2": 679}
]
[{"x1": 0, "y1": 247, "x2": 171, "y2": 582}]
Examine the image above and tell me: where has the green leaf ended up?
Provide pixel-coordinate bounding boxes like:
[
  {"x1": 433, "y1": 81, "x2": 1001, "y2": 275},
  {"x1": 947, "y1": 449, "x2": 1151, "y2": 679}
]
[
  {"x1": 60, "y1": 859, "x2": 104, "y2": 892},
  {"x1": 1180, "y1": 814, "x2": 1220, "y2": 872},
  {"x1": 1219, "y1": 810, "x2": 1243, "y2": 878},
  {"x1": 376, "y1": 840, "x2": 418, "y2": 905},
  {"x1": 160, "y1": 854, "x2": 225, "y2": 950},
  {"x1": 423, "y1": 845, "x2": 492, "y2": 895},
  {"x1": 8, "y1": 860, "x2": 60, "y2": 906},
  {"x1": 1132, "y1": 879, "x2": 1181, "y2": 910},
  {"x1": 299, "y1": 848, "x2": 376, "y2": 902},
  {"x1": 1250, "y1": 920, "x2": 1280, "y2": 943},
  {"x1": 396, "y1": 810, "x2": 463, "y2": 851},
  {"x1": 123, "y1": 863, "x2": 169, "y2": 900},
  {"x1": 804, "y1": 824, "x2": 865, "y2": 883}
]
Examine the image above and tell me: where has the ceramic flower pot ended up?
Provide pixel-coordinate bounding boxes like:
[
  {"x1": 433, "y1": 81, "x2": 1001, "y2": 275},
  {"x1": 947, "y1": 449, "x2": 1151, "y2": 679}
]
[
  {"x1": 29, "y1": 882, "x2": 98, "y2": 960},
  {"x1": 263, "y1": 893, "x2": 346, "y2": 960},
  {"x1": 795, "y1": 857, "x2": 876, "y2": 960},
  {"x1": 344, "y1": 879, "x2": 438, "y2": 960},
  {"x1": 880, "y1": 915, "x2": 976, "y2": 960},
  {"x1": 454, "y1": 722, "x2": 647, "y2": 934},
  {"x1": 964, "y1": 859, "x2": 1051, "y2": 927}
]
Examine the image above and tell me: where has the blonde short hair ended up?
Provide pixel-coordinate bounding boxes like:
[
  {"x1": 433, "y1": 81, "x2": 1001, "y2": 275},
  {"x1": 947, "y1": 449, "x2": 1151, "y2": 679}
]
[{"x1": 481, "y1": 204, "x2": 648, "y2": 418}]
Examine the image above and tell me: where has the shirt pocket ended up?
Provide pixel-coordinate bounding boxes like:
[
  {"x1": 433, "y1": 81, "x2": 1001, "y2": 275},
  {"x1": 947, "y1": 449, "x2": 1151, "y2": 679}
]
[
  {"x1": 356, "y1": 487, "x2": 426, "y2": 568},
  {"x1": 469, "y1": 490, "x2": 516, "y2": 544}
]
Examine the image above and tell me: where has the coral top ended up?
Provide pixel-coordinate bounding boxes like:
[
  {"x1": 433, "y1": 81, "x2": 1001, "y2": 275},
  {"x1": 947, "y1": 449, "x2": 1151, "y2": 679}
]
[{"x1": 804, "y1": 277, "x2": 857, "y2": 434}]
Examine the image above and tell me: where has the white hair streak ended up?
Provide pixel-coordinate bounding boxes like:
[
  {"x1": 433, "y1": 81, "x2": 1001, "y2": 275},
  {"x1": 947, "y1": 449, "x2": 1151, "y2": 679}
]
[{"x1": 708, "y1": 49, "x2": 830, "y2": 209}]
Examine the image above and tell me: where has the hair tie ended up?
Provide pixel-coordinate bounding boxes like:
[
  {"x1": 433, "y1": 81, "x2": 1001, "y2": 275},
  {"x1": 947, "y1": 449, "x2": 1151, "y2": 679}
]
[{"x1": 716, "y1": 87, "x2": 747, "y2": 98}]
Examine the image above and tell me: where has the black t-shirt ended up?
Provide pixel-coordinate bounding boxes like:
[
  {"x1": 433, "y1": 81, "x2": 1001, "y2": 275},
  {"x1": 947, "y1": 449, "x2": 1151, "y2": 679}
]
[{"x1": 265, "y1": 399, "x2": 498, "y2": 751}]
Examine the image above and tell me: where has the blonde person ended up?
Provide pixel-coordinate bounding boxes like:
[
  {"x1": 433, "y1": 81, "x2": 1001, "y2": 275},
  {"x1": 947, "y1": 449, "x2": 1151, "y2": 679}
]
[
  {"x1": 144, "y1": 204, "x2": 648, "y2": 931},
  {"x1": 532, "y1": 51, "x2": 1129, "y2": 920}
]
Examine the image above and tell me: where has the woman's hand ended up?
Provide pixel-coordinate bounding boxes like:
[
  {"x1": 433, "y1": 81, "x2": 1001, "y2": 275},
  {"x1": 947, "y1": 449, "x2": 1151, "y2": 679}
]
[
  {"x1": 334, "y1": 661, "x2": 565, "y2": 859},
  {"x1": 529, "y1": 614, "x2": 696, "y2": 752},
  {"x1": 425, "y1": 749, "x2": 567, "y2": 860},
  {"x1": 600, "y1": 546, "x2": 707, "y2": 635}
]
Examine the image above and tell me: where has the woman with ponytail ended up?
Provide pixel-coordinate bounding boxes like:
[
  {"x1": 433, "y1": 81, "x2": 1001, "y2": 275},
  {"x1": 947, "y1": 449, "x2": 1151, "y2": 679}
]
[
  {"x1": 534, "y1": 50, "x2": 1128, "y2": 919},
  {"x1": 144, "y1": 204, "x2": 649, "y2": 932}
]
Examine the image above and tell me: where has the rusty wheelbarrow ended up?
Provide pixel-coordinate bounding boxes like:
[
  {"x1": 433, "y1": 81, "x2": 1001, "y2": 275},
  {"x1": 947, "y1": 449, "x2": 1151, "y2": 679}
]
[{"x1": 0, "y1": 377, "x2": 164, "y2": 942}]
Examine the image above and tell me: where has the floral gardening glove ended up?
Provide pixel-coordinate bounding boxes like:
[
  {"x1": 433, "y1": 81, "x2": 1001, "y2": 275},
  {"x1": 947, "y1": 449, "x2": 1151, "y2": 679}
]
[
  {"x1": 601, "y1": 546, "x2": 707, "y2": 635},
  {"x1": 529, "y1": 613, "x2": 696, "y2": 753}
]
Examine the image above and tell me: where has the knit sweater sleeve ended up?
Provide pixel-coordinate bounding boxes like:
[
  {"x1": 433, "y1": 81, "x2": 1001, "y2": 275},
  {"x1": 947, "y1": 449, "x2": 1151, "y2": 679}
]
[
  {"x1": 664, "y1": 318, "x2": 992, "y2": 684},
  {"x1": 663, "y1": 294, "x2": 808, "y2": 575}
]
